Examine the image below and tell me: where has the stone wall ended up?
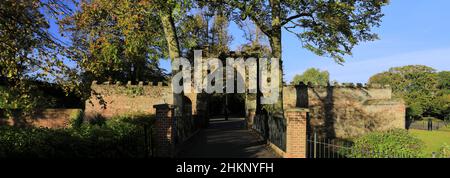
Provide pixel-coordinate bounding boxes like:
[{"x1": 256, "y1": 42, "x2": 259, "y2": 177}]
[
  {"x1": 85, "y1": 81, "x2": 207, "y2": 157},
  {"x1": 85, "y1": 81, "x2": 173, "y2": 119},
  {"x1": 85, "y1": 81, "x2": 206, "y2": 120},
  {"x1": 283, "y1": 83, "x2": 405, "y2": 139},
  {"x1": 1, "y1": 109, "x2": 81, "y2": 128}
]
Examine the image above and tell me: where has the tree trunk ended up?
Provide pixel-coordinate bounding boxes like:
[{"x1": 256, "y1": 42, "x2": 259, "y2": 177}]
[
  {"x1": 159, "y1": 9, "x2": 183, "y2": 117},
  {"x1": 268, "y1": 0, "x2": 284, "y2": 113},
  {"x1": 160, "y1": 11, "x2": 181, "y2": 61}
]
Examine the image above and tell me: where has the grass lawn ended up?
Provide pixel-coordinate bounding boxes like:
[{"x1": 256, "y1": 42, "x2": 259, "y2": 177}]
[{"x1": 409, "y1": 128, "x2": 450, "y2": 157}]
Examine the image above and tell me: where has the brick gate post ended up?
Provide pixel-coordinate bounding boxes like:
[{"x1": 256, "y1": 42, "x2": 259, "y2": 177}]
[
  {"x1": 285, "y1": 108, "x2": 308, "y2": 158},
  {"x1": 154, "y1": 104, "x2": 175, "y2": 157}
]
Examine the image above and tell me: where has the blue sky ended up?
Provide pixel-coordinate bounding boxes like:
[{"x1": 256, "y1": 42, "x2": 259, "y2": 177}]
[
  {"x1": 229, "y1": 0, "x2": 450, "y2": 83},
  {"x1": 52, "y1": 0, "x2": 450, "y2": 83}
]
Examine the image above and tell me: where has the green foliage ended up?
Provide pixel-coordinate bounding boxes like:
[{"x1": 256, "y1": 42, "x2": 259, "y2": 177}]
[
  {"x1": 434, "y1": 71, "x2": 450, "y2": 119},
  {"x1": 124, "y1": 87, "x2": 145, "y2": 97},
  {"x1": 346, "y1": 129, "x2": 425, "y2": 158},
  {"x1": 291, "y1": 68, "x2": 330, "y2": 86},
  {"x1": 437, "y1": 143, "x2": 450, "y2": 158},
  {"x1": 369, "y1": 65, "x2": 445, "y2": 118},
  {"x1": 69, "y1": 109, "x2": 84, "y2": 129},
  {"x1": 0, "y1": 113, "x2": 155, "y2": 158},
  {"x1": 437, "y1": 71, "x2": 450, "y2": 91},
  {"x1": 0, "y1": 127, "x2": 85, "y2": 158},
  {"x1": 105, "y1": 113, "x2": 154, "y2": 135},
  {"x1": 60, "y1": 0, "x2": 168, "y2": 83},
  {"x1": 0, "y1": 0, "x2": 79, "y2": 115},
  {"x1": 87, "y1": 114, "x2": 107, "y2": 126},
  {"x1": 224, "y1": 0, "x2": 387, "y2": 63}
]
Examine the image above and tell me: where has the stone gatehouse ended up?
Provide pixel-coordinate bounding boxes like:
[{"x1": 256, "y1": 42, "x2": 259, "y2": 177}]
[
  {"x1": 283, "y1": 83, "x2": 405, "y2": 139},
  {"x1": 86, "y1": 81, "x2": 405, "y2": 140},
  {"x1": 83, "y1": 80, "x2": 405, "y2": 157}
]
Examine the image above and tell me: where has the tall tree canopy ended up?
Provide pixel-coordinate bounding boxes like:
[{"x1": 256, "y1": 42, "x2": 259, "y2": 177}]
[
  {"x1": 291, "y1": 68, "x2": 330, "y2": 86},
  {"x1": 61, "y1": 0, "x2": 168, "y2": 83},
  {"x1": 368, "y1": 65, "x2": 443, "y2": 119},
  {"x1": 221, "y1": 0, "x2": 388, "y2": 111},
  {"x1": 0, "y1": 0, "x2": 75, "y2": 115},
  {"x1": 435, "y1": 71, "x2": 450, "y2": 120}
]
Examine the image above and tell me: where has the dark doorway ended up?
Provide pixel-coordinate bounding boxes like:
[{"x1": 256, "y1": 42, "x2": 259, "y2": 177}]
[{"x1": 209, "y1": 93, "x2": 246, "y2": 119}]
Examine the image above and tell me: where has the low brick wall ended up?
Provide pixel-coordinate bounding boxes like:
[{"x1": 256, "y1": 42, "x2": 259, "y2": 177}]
[
  {"x1": 153, "y1": 104, "x2": 200, "y2": 157},
  {"x1": 251, "y1": 108, "x2": 308, "y2": 158},
  {"x1": 1, "y1": 109, "x2": 81, "y2": 128}
]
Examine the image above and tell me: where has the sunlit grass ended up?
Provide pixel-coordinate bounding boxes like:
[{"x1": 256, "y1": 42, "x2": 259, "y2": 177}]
[{"x1": 409, "y1": 128, "x2": 450, "y2": 157}]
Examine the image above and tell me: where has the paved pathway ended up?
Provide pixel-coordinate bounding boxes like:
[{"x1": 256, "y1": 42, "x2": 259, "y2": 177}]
[{"x1": 178, "y1": 118, "x2": 278, "y2": 158}]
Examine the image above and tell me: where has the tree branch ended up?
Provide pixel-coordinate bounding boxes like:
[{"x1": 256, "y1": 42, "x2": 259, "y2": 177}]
[
  {"x1": 225, "y1": 0, "x2": 272, "y2": 36},
  {"x1": 281, "y1": 13, "x2": 311, "y2": 26}
]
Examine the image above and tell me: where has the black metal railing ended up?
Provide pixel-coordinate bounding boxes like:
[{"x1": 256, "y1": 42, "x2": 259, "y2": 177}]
[{"x1": 406, "y1": 119, "x2": 449, "y2": 131}]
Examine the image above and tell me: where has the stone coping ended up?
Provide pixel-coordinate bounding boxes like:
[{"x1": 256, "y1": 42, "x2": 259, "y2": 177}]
[
  {"x1": 284, "y1": 108, "x2": 309, "y2": 112},
  {"x1": 153, "y1": 104, "x2": 174, "y2": 109}
]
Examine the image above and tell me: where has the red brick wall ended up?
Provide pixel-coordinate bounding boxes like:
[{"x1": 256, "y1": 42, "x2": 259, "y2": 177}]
[
  {"x1": 84, "y1": 81, "x2": 173, "y2": 119},
  {"x1": 285, "y1": 108, "x2": 308, "y2": 158},
  {"x1": 1, "y1": 109, "x2": 81, "y2": 128}
]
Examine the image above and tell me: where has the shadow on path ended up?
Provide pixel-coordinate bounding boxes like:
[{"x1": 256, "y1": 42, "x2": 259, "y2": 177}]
[{"x1": 177, "y1": 118, "x2": 278, "y2": 158}]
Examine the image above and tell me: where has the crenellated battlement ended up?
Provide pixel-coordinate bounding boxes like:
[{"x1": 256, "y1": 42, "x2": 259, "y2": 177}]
[
  {"x1": 85, "y1": 80, "x2": 173, "y2": 119},
  {"x1": 286, "y1": 82, "x2": 391, "y2": 89},
  {"x1": 91, "y1": 80, "x2": 169, "y2": 87}
]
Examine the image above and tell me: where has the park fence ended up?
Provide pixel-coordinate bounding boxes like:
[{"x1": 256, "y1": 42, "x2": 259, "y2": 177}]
[
  {"x1": 406, "y1": 119, "x2": 449, "y2": 131},
  {"x1": 306, "y1": 130, "x2": 418, "y2": 158},
  {"x1": 114, "y1": 125, "x2": 155, "y2": 158}
]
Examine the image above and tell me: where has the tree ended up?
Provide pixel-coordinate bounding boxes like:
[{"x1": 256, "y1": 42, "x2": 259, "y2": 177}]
[
  {"x1": 437, "y1": 71, "x2": 450, "y2": 92},
  {"x1": 368, "y1": 65, "x2": 439, "y2": 118},
  {"x1": 0, "y1": 0, "x2": 74, "y2": 117},
  {"x1": 435, "y1": 71, "x2": 450, "y2": 120},
  {"x1": 61, "y1": 0, "x2": 168, "y2": 83},
  {"x1": 291, "y1": 68, "x2": 330, "y2": 86},
  {"x1": 177, "y1": 5, "x2": 232, "y2": 57},
  {"x1": 149, "y1": 0, "x2": 193, "y2": 117},
  {"x1": 222, "y1": 0, "x2": 388, "y2": 112}
]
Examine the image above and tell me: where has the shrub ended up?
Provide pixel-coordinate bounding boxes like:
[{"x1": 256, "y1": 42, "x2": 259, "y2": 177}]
[
  {"x1": 0, "y1": 113, "x2": 155, "y2": 158},
  {"x1": 0, "y1": 126, "x2": 86, "y2": 158},
  {"x1": 346, "y1": 129, "x2": 425, "y2": 158},
  {"x1": 88, "y1": 113, "x2": 106, "y2": 126},
  {"x1": 69, "y1": 109, "x2": 84, "y2": 128},
  {"x1": 437, "y1": 144, "x2": 450, "y2": 158}
]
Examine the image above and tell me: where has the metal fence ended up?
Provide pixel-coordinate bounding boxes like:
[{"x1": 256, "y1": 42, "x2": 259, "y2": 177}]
[
  {"x1": 306, "y1": 132, "x2": 450, "y2": 159},
  {"x1": 115, "y1": 125, "x2": 154, "y2": 158},
  {"x1": 306, "y1": 131, "x2": 351, "y2": 158},
  {"x1": 306, "y1": 130, "x2": 422, "y2": 158},
  {"x1": 406, "y1": 120, "x2": 449, "y2": 131}
]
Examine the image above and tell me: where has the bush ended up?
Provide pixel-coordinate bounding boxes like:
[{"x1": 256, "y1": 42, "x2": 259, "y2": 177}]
[
  {"x1": 346, "y1": 129, "x2": 425, "y2": 158},
  {"x1": 69, "y1": 109, "x2": 84, "y2": 128},
  {"x1": 0, "y1": 127, "x2": 86, "y2": 158},
  {"x1": 437, "y1": 144, "x2": 450, "y2": 158},
  {"x1": 0, "y1": 113, "x2": 155, "y2": 158}
]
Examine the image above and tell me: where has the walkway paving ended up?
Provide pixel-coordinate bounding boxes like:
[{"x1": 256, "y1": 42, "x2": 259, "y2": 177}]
[{"x1": 178, "y1": 118, "x2": 278, "y2": 158}]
